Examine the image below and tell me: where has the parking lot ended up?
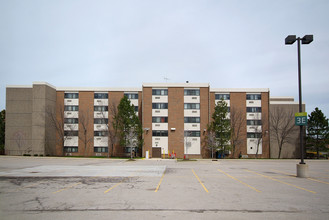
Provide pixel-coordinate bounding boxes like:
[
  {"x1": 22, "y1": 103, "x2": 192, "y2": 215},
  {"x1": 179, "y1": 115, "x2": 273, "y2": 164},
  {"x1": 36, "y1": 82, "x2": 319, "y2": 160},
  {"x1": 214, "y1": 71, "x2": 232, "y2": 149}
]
[{"x1": 0, "y1": 156, "x2": 328, "y2": 219}]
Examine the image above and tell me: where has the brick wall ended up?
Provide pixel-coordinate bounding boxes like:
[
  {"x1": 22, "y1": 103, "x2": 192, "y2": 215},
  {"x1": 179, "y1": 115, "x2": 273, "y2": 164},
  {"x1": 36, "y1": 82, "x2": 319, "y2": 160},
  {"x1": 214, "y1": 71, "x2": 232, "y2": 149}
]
[
  {"x1": 260, "y1": 92, "x2": 270, "y2": 158},
  {"x1": 230, "y1": 92, "x2": 247, "y2": 157},
  {"x1": 168, "y1": 88, "x2": 184, "y2": 158},
  {"x1": 200, "y1": 87, "x2": 210, "y2": 158},
  {"x1": 108, "y1": 91, "x2": 124, "y2": 157},
  {"x1": 55, "y1": 91, "x2": 64, "y2": 156},
  {"x1": 142, "y1": 87, "x2": 152, "y2": 157},
  {"x1": 78, "y1": 92, "x2": 94, "y2": 156}
]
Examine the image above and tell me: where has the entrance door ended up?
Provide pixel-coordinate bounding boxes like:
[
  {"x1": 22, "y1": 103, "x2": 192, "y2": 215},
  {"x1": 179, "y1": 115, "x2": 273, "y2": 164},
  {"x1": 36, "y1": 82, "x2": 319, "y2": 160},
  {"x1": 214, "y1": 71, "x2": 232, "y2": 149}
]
[{"x1": 152, "y1": 147, "x2": 161, "y2": 158}]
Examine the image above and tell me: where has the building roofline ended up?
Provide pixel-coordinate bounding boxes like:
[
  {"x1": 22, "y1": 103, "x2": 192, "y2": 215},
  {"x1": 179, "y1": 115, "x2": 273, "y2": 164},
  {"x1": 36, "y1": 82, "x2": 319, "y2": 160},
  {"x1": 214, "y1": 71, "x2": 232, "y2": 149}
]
[
  {"x1": 210, "y1": 88, "x2": 270, "y2": 93},
  {"x1": 270, "y1": 96, "x2": 294, "y2": 100},
  {"x1": 57, "y1": 87, "x2": 142, "y2": 92},
  {"x1": 142, "y1": 82, "x2": 210, "y2": 88},
  {"x1": 270, "y1": 101, "x2": 305, "y2": 105},
  {"x1": 32, "y1": 81, "x2": 57, "y2": 89},
  {"x1": 6, "y1": 85, "x2": 33, "y2": 89}
]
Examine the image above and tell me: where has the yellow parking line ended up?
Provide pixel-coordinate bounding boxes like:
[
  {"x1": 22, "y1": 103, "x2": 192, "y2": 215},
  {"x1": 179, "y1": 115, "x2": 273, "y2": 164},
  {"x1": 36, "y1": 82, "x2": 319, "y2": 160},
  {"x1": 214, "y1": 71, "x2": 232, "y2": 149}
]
[
  {"x1": 307, "y1": 178, "x2": 329, "y2": 185},
  {"x1": 245, "y1": 170, "x2": 316, "y2": 194},
  {"x1": 192, "y1": 169, "x2": 209, "y2": 193},
  {"x1": 272, "y1": 169, "x2": 329, "y2": 185},
  {"x1": 155, "y1": 171, "x2": 166, "y2": 192},
  {"x1": 104, "y1": 182, "x2": 123, "y2": 194},
  {"x1": 53, "y1": 182, "x2": 82, "y2": 194},
  {"x1": 218, "y1": 169, "x2": 261, "y2": 193}
]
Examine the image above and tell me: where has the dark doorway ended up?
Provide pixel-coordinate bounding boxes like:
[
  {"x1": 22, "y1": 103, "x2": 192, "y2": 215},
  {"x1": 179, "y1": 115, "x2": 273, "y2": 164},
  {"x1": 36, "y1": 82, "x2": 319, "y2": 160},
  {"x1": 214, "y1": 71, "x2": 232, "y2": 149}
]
[{"x1": 152, "y1": 147, "x2": 161, "y2": 158}]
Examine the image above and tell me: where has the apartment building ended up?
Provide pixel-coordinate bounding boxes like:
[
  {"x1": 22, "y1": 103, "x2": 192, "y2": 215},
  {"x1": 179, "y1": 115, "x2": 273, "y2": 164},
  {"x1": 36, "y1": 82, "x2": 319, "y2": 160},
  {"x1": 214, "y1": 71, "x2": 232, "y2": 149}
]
[{"x1": 5, "y1": 81, "x2": 295, "y2": 159}]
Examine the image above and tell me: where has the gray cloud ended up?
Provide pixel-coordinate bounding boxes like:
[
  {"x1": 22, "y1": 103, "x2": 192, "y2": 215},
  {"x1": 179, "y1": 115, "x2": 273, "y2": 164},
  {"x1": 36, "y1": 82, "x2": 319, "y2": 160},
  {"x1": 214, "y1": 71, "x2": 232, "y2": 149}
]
[{"x1": 1, "y1": 0, "x2": 328, "y2": 116}]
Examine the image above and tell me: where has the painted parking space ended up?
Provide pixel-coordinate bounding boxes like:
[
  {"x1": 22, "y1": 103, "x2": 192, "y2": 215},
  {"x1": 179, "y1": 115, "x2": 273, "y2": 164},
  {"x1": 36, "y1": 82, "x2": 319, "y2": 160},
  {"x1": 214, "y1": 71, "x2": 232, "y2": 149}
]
[{"x1": 1, "y1": 158, "x2": 329, "y2": 220}]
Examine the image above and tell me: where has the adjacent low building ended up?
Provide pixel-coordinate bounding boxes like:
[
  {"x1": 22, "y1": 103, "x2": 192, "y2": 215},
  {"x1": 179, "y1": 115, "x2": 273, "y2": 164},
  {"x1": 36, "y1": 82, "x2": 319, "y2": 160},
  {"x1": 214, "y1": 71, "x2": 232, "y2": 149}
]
[{"x1": 5, "y1": 82, "x2": 303, "y2": 159}]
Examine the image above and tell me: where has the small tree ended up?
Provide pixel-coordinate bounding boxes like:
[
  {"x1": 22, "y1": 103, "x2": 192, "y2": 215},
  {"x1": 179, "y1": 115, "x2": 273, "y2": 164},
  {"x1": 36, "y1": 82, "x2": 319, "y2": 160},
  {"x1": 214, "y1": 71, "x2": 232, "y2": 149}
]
[
  {"x1": 208, "y1": 99, "x2": 231, "y2": 158},
  {"x1": 306, "y1": 107, "x2": 329, "y2": 159},
  {"x1": 47, "y1": 106, "x2": 67, "y2": 156},
  {"x1": 230, "y1": 107, "x2": 245, "y2": 158},
  {"x1": 113, "y1": 96, "x2": 142, "y2": 159},
  {"x1": 270, "y1": 107, "x2": 296, "y2": 159},
  {"x1": 253, "y1": 113, "x2": 268, "y2": 158},
  {"x1": 79, "y1": 110, "x2": 94, "y2": 156},
  {"x1": 204, "y1": 125, "x2": 217, "y2": 159}
]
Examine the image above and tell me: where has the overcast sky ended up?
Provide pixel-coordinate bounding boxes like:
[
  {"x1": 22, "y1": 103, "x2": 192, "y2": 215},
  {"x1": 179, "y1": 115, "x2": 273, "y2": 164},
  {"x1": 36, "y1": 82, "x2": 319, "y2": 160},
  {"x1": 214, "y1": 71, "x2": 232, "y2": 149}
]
[{"x1": 1, "y1": 0, "x2": 328, "y2": 117}]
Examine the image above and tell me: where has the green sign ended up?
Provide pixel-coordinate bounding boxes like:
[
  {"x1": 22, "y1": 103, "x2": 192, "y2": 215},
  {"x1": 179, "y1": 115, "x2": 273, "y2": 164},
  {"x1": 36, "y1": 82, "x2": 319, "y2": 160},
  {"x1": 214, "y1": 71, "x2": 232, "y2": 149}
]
[{"x1": 295, "y1": 112, "x2": 307, "y2": 126}]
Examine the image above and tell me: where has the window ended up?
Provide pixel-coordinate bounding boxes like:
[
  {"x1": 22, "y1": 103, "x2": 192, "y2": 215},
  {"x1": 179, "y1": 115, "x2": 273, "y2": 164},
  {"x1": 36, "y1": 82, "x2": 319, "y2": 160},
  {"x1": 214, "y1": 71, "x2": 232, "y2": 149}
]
[
  {"x1": 94, "y1": 118, "x2": 108, "y2": 124},
  {"x1": 94, "y1": 131, "x2": 108, "y2": 136},
  {"x1": 64, "y1": 105, "x2": 79, "y2": 111},
  {"x1": 247, "y1": 133, "x2": 262, "y2": 138},
  {"x1": 184, "y1": 103, "x2": 200, "y2": 109},
  {"x1": 64, "y1": 118, "x2": 78, "y2": 124},
  {"x1": 152, "y1": 103, "x2": 168, "y2": 109},
  {"x1": 94, "y1": 93, "x2": 108, "y2": 99},
  {"x1": 215, "y1": 94, "x2": 230, "y2": 100},
  {"x1": 184, "y1": 117, "x2": 200, "y2": 123},
  {"x1": 64, "y1": 93, "x2": 79, "y2": 99},
  {"x1": 64, "y1": 147, "x2": 78, "y2": 152},
  {"x1": 125, "y1": 147, "x2": 137, "y2": 153},
  {"x1": 134, "y1": 106, "x2": 139, "y2": 112},
  {"x1": 247, "y1": 107, "x2": 262, "y2": 113},
  {"x1": 247, "y1": 120, "x2": 262, "y2": 126},
  {"x1": 94, "y1": 106, "x2": 108, "y2": 111},
  {"x1": 246, "y1": 94, "x2": 261, "y2": 100},
  {"x1": 124, "y1": 93, "x2": 139, "y2": 99},
  {"x1": 152, "y1": 89, "x2": 168, "y2": 96},
  {"x1": 64, "y1": 131, "x2": 78, "y2": 136},
  {"x1": 152, "y1": 130, "x2": 168, "y2": 136},
  {"x1": 152, "y1": 117, "x2": 168, "y2": 123},
  {"x1": 94, "y1": 147, "x2": 108, "y2": 153},
  {"x1": 184, "y1": 89, "x2": 200, "y2": 96},
  {"x1": 184, "y1": 131, "x2": 200, "y2": 137}
]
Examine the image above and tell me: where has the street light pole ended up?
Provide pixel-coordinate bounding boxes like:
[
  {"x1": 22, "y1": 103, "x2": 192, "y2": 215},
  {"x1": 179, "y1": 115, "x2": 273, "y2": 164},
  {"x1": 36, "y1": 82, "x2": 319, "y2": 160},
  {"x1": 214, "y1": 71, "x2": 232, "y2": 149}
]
[
  {"x1": 297, "y1": 37, "x2": 305, "y2": 164},
  {"x1": 285, "y1": 34, "x2": 313, "y2": 177}
]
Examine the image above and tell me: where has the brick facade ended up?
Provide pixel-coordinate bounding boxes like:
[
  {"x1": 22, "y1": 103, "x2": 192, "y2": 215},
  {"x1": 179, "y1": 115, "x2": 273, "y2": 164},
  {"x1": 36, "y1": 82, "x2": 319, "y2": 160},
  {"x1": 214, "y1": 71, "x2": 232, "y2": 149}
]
[
  {"x1": 168, "y1": 87, "x2": 184, "y2": 158},
  {"x1": 6, "y1": 82, "x2": 277, "y2": 159}
]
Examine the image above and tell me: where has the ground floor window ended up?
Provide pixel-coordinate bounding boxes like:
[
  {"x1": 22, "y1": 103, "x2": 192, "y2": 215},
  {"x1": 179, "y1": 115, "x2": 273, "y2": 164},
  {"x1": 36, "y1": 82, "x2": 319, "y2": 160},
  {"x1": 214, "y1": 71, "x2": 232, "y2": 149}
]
[
  {"x1": 64, "y1": 147, "x2": 78, "y2": 152},
  {"x1": 125, "y1": 147, "x2": 137, "y2": 153},
  {"x1": 94, "y1": 147, "x2": 108, "y2": 153}
]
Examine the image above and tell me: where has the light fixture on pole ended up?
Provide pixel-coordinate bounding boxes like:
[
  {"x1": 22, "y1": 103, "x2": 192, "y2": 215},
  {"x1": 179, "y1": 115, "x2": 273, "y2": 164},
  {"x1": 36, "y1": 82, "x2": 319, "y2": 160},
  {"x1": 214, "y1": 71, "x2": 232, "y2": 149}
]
[{"x1": 285, "y1": 34, "x2": 313, "y2": 177}]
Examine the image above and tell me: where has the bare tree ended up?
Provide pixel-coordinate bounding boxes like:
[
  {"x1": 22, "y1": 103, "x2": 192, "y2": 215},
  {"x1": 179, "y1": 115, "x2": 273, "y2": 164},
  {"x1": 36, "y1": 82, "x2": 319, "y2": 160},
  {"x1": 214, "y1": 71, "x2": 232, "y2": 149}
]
[
  {"x1": 204, "y1": 126, "x2": 217, "y2": 159},
  {"x1": 270, "y1": 107, "x2": 296, "y2": 159},
  {"x1": 230, "y1": 107, "x2": 245, "y2": 158},
  {"x1": 253, "y1": 112, "x2": 269, "y2": 158},
  {"x1": 13, "y1": 131, "x2": 30, "y2": 155},
  {"x1": 108, "y1": 101, "x2": 119, "y2": 157},
  {"x1": 47, "y1": 106, "x2": 67, "y2": 156},
  {"x1": 79, "y1": 110, "x2": 94, "y2": 156}
]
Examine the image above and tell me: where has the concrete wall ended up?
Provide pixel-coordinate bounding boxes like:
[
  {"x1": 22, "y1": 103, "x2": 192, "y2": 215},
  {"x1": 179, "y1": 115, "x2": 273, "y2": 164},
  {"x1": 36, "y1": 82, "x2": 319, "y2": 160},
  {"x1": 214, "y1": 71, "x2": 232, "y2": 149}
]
[
  {"x1": 269, "y1": 102, "x2": 305, "y2": 159},
  {"x1": 5, "y1": 83, "x2": 56, "y2": 155},
  {"x1": 5, "y1": 87, "x2": 33, "y2": 155},
  {"x1": 32, "y1": 83, "x2": 56, "y2": 156}
]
